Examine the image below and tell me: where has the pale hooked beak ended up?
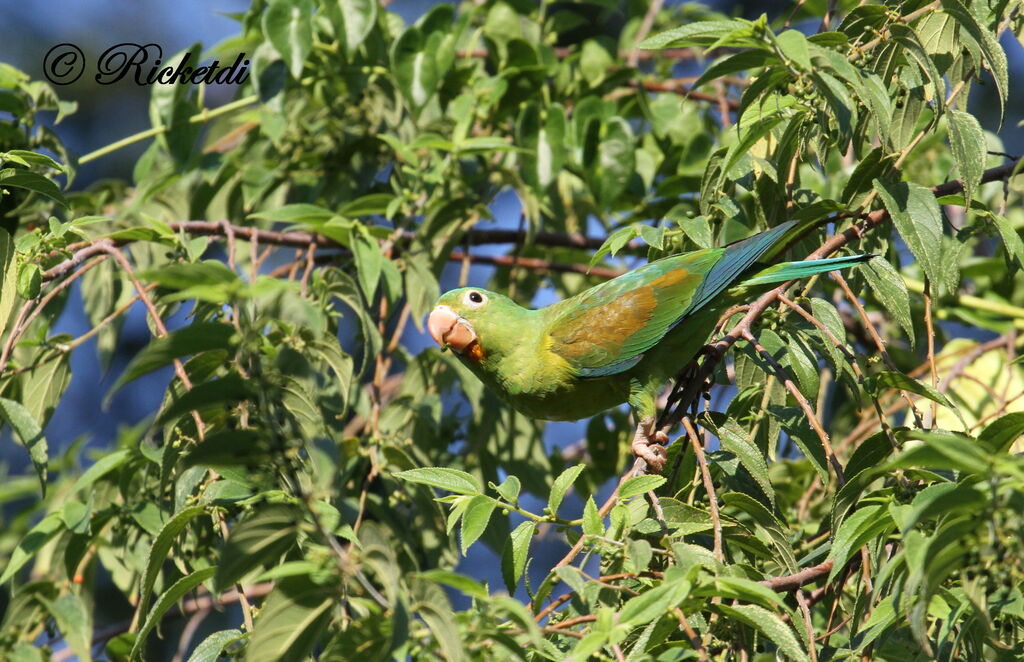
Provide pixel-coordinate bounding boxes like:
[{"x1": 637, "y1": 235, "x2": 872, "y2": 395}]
[{"x1": 427, "y1": 305, "x2": 478, "y2": 354}]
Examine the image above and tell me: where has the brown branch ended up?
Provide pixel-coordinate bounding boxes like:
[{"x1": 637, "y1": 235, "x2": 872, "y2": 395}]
[
  {"x1": 99, "y1": 242, "x2": 206, "y2": 439},
  {"x1": 675, "y1": 608, "x2": 710, "y2": 661},
  {"x1": 759, "y1": 560, "x2": 833, "y2": 592},
  {"x1": 0, "y1": 255, "x2": 108, "y2": 373},
  {"x1": 457, "y1": 47, "x2": 728, "y2": 62},
  {"x1": 626, "y1": 80, "x2": 741, "y2": 109},
  {"x1": 535, "y1": 570, "x2": 665, "y2": 624},
  {"x1": 683, "y1": 416, "x2": 722, "y2": 562},
  {"x1": 546, "y1": 614, "x2": 598, "y2": 630},
  {"x1": 6, "y1": 284, "x2": 158, "y2": 377},
  {"x1": 796, "y1": 589, "x2": 819, "y2": 662},
  {"x1": 923, "y1": 280, "x2": 939, "y2": 426},
  {"x1": 448, "y1": 252, "x2": 623, "y2": 279},
  {"x1": 627, "y1": 0, "x2": 667, "y2": 67}
]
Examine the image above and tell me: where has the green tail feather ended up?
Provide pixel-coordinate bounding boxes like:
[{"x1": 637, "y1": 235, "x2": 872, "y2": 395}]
[{"x1": 742, "y1": 254, "x2": 874, "y2": 287}]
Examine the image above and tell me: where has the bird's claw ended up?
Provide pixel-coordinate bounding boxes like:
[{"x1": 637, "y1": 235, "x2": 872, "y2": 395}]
[{"x1": 631, "y1": 425, "x2": 669, "y2": 474}]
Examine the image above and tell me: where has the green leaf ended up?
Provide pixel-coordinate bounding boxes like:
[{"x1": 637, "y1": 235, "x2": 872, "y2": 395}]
[
  {"x1": 185, "y1": 630, "x2": 245, "y2": 662},
  {"x1": 336, "y1": 193, "x2": 393, "y2": 218},
  {"x1": 3, "y1": 149, "x2": 64, "y2": 172},
  {"x1": 67, "y1": 449, "x2": 130, "y2": 497},
  {"x1": 714, "y1": 417, "x2": 774, "y2": 502},
  {"x1": 940, "y1": 0, "x2": 1008, "y2": 123},
  {"x1": 110, "y1": 322, "x2": 236, "y2": 395},
  {"x1": 42, "y1": 594, "x2": 92, "y2": 662},
  {"x1": 492, "y1": 475, "x2": 521, "y2": 504},
  {"x1": 768, "y1": 406, "x2": 829, "y2": 482},
  {"x1": 352, "y1": 229, "x2": 382, "y2": 301},
  {"x1": 156, "y1": 373, "x2": 253, "y2": 426},
  {"x1": 246, "y1": 576, "x2": 335, "y2": 662},
  {"x1": 886, "y1": 429, "x2": 989, "y2": 475},
  {"x1": 548, "y1": 464, "x2": 585, "y2": 516},
  {"x1": 639, "y1": 20, "x2": 753, "y2": 49},
  {"x1": 828, "y1": 504, "x2": 895, "y2": 580},
  {"x1": 989, "y1": 213, "x2": 1024, "y2": 268},
  {"x1": 618, "y1": 475, "x2": 666, "y2": 500},
  {"x1": 0, "y1": 397, "x2": 48, "y2": 493},
  {"x1": 391, "y1": 26, "x2": 438, "y2": 113},
  {"x1": 703, "y1": 576, "x2": 786, "y2": 610},
  {"x1": 978, "y1": 412, "x2": 1024, "y2": 453},
  {"x1": 859, "y1": 259, "x2": 914, "y2": 342},
  {"x1": 775, "y1": 29, "x2": 811, "y2": 70},
  {"x1": 865, "y1": 371, "x2": 964, "y2": 426},
  {"x1": 899, "y1": 482, "x2": 987, "y2": 532},
  {"x1": 946, "y1": 109, "x2": 985, "y2": 203},
  {"x1": 593, "y1": 117, "x2": 634, "y2": 207},
  {"x1": 518, "y1": 102, "x2": 566, "y2": 191},
  {"x1": 249, "y1": 204, "x2": 335, "y2": 224},
  {"x1": 0, "y1": 229, "x2": 16, "y2": 341},
  {"x1": 263, "y1": 0, "x2": 314, "y2": 78},
  {"x1": 619, "y1": 574, "x2": 691, "y2": 626},
  {"x1": 16, "y1": 262, "x2": 40, "y2": 299},
  {"x1": 722, "y1": 492, "x2": 797, "y2": 572},
  {"x1": 501, "y1": 520, "x2": 535, "y2": 593},
  {"x1": 0, "y1": 512, "x2": 62, "y2": 582},
  {"x1": 131, "y1": 568, "x2": 217, "y2": 661},
  {"x1": 589, "y1": 226, "x2": 638, "y2": 268},
  {"x1": 713, "y1": 604, "x2": 808, "y2": 661},
  {"x1": 460, "y1": 495, "x2": 495, "y2": 555},
  {"x1": 416, "y1": 569, "x2": 488, "y2": 599},
  {"x1": 139, "y1": 506, "x2": 207, "y2": 617},
  {"x1": 214, "y1": 505, "x2": 301, "y2": 591},
  {"x1": 785, "y1": 330, "x2": 819, "y2": 400},
  {"x1": 0, "y1": 168, "x2": 67, "y2": 207},
  {"x1": 139, "y1": 260, "x2": 243, "y2": 303},
  {"x1": 582, "y1": 496, "x2": 603, "y2": 536},
  {"x1": 580, "y1": 40, "x2": 613, "y2": 86},
  {"x1": 690, "y1": 49, "x2": 776, "y2": 92},
  {"x1": 327, "y1": 0, "x2": 378, "y2": 58},
  {"x1": 396, "y1": 467, "x2": 482, "y2": 495},
  {"x1": 873, "y1": 179, "x2": 943, "y2": 286}
]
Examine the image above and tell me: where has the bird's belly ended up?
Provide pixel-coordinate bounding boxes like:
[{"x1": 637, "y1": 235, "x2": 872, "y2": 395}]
[{"x1": 503, "y1": 376, "x2": 630, "y2": 421}]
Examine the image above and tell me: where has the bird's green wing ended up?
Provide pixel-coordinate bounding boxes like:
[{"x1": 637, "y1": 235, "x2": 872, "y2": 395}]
[{"x1": 547, "y1": 221, "x2": 796, "y2": 377}]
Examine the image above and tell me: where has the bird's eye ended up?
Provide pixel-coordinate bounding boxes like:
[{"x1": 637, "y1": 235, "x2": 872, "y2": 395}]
[{"x1": 463, "y1": 290, "x2": 486, "y2": 307}]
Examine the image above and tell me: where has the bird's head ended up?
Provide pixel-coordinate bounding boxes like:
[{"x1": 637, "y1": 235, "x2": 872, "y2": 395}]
[{"x1": 427, "y1": 287, "x2": 522, "y2": 362}]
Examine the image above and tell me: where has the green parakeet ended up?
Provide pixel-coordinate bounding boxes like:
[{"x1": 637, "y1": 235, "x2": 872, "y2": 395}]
[{"x1": 427, "y1": 221, "x2": 869, "y2": 470}]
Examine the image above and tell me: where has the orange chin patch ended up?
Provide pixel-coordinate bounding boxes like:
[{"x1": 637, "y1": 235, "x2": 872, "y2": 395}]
[{"x1": 463, "y1": 340, "x2": 485, "y2": 362}]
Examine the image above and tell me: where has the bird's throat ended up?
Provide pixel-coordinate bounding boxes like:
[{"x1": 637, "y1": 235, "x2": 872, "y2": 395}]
[{"x1": 462, "y1": 340, "x2": 484, "y2": 362}]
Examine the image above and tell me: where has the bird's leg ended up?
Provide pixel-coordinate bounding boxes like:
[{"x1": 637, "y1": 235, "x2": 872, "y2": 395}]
[
  {"x1": 666, "y1": 344, "x2": 719, "y2": 412},
  {"x1": 631, "y1": 416, "x2": 669, "y2": 474}
]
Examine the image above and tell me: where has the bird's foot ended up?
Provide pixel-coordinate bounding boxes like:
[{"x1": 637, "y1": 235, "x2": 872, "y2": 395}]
[{"x1": 631, "y1": 421, "x2": 669, "y2": 474}]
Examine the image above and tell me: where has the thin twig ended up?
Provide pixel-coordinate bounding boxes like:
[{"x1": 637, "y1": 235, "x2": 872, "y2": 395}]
[
  {"x1": 675, "y1": 608, "x2": 710, "y2": 661},
  {"x1": 683, "y1": 417, "x2": 722, "y2": 562},
  {"x1": 99, "y1": 242, "x2": 206, "y2": 440},
  {"x1": 627, "y1": 0, "x2": 666, "y2": 67},
  {"x1": 831, "y1": 271, "x2": 925, "y2": 428},
  {"x1": 923, "y1": 279, "x2": 939, "y2": 426},
  {"x1": 796, "y1": 590, "x2": 819, "y2": 662},
  {"x1": 759, "y1": 561, "x2": 834, "y2": 592}
]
